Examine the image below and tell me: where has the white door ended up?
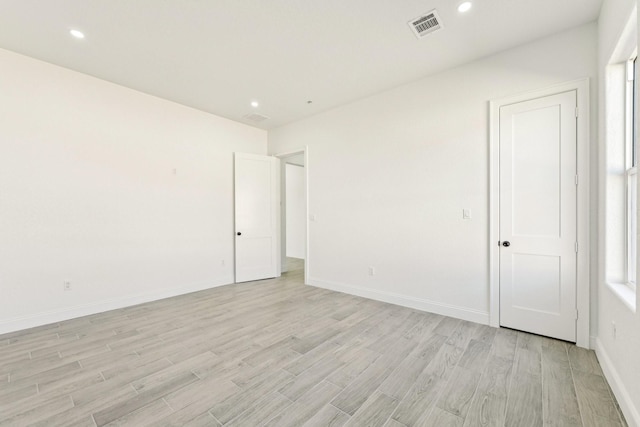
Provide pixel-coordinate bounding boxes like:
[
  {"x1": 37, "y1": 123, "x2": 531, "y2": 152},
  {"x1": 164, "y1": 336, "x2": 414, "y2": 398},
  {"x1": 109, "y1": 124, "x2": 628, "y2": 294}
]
[
  {"x1": 499, "y1": 90, "x2": 577, "y2": 342},
  {"x1": 234, "y1": 153, "x2": 280, "y2": 283}
]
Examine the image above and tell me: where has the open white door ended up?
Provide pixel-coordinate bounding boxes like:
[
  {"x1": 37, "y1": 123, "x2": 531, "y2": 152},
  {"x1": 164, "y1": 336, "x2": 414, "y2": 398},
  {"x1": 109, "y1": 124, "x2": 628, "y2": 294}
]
[
  {"x1": 234, "y1": 153, "x2": 280, "y2": 283},
  {"x1": 499, "y1": 90, "x2": 577, "y2": 342}
]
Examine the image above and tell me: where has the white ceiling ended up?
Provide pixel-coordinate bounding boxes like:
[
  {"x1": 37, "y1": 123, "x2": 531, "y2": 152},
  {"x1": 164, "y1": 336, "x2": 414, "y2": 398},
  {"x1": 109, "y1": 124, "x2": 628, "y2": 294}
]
[{"x1": 0, "y1": 0, "x2": 603, "y2": 129}]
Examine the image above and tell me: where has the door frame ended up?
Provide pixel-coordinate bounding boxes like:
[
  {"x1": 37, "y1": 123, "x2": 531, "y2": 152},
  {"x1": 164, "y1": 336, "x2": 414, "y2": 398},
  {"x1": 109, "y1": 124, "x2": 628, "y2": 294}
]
[
  {"x1": 274, "y1": 147, "x2": 310, "y2": 285},
  {"x1": 489, "y1": 79, "x2": 590, "y2": 348}
]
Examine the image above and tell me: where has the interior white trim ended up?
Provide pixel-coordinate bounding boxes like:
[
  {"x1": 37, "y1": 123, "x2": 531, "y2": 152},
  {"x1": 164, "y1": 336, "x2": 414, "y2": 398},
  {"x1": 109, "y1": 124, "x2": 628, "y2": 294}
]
[
  {"x1": 273, "y1": 147, "x2": 310, "y2": 285},
  {"x1": 594, "y1": 337, "x2": 640, "y2": 426},
  {"x1": 605, "y1": 282, "x2": 637, "y2": 312},
  {"x1": 0, "y1": 277, "x2": 233, "y2": 336},
  {"x1": 273, "y1": 149, "x2": 306, "y2": 158},
  {"x1": 309, "y1": 276, "x2": 490, "y2": 325},
  {"x1": 589, "y1": 335, "x2": 598, "y2": 349},
  {"x1": 489, "y1": 78, "x2": 591, "y2": 348}
]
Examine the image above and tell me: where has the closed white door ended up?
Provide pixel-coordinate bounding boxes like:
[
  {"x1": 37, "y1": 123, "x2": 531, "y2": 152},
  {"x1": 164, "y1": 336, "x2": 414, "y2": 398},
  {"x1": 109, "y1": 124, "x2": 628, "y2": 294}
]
[
  {"x1": 234, "y1": 153, "x2": 280, "y2": 283},
  {"x1": 499, "y1": 90, "x2": 577, "y2": 342}
]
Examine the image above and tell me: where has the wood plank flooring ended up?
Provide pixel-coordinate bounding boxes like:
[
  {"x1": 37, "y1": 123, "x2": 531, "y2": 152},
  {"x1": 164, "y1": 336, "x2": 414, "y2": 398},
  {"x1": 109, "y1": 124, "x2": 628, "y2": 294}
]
[{"x1": 0, "y1": 260, "x2": 628, "y2": 426}]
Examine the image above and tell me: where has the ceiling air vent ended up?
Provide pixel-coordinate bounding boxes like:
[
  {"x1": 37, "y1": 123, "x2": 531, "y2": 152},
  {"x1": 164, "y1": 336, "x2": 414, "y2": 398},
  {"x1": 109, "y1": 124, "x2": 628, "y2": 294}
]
[
  {"x1": 408, "y1": 10, "x2": 442, "y2": 39},
  {"x1": 243, "y1": 113, "x2": 270, "y2": 123}
]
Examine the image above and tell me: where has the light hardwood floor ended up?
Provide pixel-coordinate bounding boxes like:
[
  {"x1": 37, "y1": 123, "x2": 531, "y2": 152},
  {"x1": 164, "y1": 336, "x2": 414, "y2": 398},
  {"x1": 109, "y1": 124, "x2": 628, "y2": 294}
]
[{"x1": 0, "y1": 261, "x2": 628, "y2": 426}]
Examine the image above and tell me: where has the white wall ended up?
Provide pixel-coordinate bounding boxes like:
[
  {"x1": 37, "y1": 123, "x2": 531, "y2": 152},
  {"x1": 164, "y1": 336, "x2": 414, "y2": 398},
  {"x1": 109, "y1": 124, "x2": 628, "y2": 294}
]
[
  {"x1": 269, "y1": 23, "x2": 597, "y2": 324},
  {"x1": 595, "y1": 0, "x2": 640, "y2": 425},
  {"x1": 0, "y1": 48, "x2": 267, "y2": 334},
  {"x1": 286, "y1": 164, "x2": 306, "y2": 259}
]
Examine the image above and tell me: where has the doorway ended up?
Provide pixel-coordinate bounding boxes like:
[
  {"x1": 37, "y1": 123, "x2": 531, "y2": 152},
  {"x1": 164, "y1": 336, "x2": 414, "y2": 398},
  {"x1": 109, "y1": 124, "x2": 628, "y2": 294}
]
[
  {"x1": 489, "y1": 80, "x2": 590, "y2": 347},
  {"x1": 275, "y1": 149, "x2": 308, "y2": 284}
]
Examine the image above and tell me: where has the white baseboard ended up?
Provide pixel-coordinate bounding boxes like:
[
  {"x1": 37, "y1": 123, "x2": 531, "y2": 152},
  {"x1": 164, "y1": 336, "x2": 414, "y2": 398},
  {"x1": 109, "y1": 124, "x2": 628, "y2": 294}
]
[
  {"x1": 308, "y1": 276, "x2": 490, "y2": 325},
  {"x1": 594, "y1": 337, "x2": 640, "y2": 427},
  {"x1": 0, "y1": 276, "x2": 234, "y2": 336}
]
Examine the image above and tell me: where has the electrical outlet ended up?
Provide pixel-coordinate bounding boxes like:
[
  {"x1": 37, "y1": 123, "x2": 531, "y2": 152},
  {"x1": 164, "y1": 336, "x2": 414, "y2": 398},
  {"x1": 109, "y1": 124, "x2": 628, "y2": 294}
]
[
  {"x1": 63, "y1": 281, "x2": 72, "y2": 291},
  {"x1": 612, "y1": 321, "x2": 617, "y2": 339},
  {"x1": 368, "y1": 266, "x2": 375, "y2": 276}
]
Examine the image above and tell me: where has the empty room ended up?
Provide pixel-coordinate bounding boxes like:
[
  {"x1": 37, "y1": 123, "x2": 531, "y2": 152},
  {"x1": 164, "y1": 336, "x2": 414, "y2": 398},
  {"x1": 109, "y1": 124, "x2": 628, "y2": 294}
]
[{"x1": 0, "y1": 0, "x2": 639, "y2": 426}]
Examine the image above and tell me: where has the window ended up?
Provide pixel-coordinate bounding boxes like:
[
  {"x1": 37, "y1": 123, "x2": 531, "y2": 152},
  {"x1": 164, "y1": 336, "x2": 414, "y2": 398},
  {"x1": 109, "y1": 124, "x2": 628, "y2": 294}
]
[
  {"x1": 626, "y1": 54, "x2": 637, "y2": 289},
  {"x1": 604, "y1": 17, "x2": 637, "y2": 311}
]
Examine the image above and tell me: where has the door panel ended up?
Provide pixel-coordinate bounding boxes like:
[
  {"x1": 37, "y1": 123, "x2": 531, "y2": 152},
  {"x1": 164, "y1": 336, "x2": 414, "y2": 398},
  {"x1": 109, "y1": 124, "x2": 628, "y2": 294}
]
[
  {"x1": 234, "y1": 153, "x2": 280, "y2": 283},
  {"x1": 512, "y1": 254, "x2": 561, "y2": 314},
  {"x1": 499, "y1": 90, "x2": 577, "y2": 342},
  {"x1": 512, "y1": 106, "x2": 561, "y2": 237}
]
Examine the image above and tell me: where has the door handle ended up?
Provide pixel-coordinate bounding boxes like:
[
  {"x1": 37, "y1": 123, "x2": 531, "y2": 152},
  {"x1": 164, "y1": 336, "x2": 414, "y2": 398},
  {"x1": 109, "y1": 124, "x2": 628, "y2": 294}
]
[
  {"x1": 237, "y1": 232, "x2": 242, "y2": 236},
  {"x1": 502, "y1": 241, "x2": 510, "y2": 247}
]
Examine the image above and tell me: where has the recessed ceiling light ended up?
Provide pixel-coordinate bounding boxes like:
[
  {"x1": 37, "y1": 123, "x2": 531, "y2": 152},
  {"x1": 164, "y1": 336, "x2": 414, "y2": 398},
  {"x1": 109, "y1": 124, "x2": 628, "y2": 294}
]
[
  {"x1": 69, "y1": 29, "x2": 85, "y2": 39},
  {"x1": 458, "y1": 2, "x2": 472, "y2": 13},
  {"x1": 250, "y1": 100, "x2": 259, "y2": 108}
]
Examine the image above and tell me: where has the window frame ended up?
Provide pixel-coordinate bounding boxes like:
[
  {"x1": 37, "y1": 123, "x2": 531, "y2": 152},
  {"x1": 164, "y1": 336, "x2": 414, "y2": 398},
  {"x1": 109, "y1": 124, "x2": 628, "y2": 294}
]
[{"x1": 625, "y1": 53, "x2": 637, "y2": 291}]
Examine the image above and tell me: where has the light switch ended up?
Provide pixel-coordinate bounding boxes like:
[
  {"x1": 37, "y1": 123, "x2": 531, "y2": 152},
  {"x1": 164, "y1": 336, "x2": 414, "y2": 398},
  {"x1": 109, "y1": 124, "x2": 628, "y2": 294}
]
[
  {"x1": 463, "y1": 209, "x2": 471, "y2": 219},
  {"x1": 309, "y1": 214, "x2": 317, "y2": 221}
]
